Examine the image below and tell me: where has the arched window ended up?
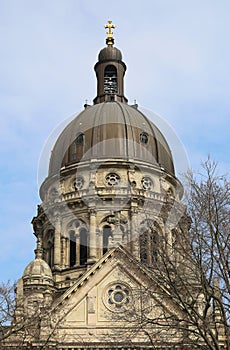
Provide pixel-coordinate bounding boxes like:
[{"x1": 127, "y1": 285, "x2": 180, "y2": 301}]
[
  {"x1": 67, "y1": 220, "x2": 89, "y2": 267},
  {"x1": 80, "y1": 228, "x2": 88, "y2": 265},
  {"x1": 71, "y1": 133, "x2": 84, "y2": 162},
  {"x1": 140, "y1": 132, "x2": 149, "y2": 144},
  {"x1": 140, "y1": 229, "x2": 148, "y2": 264},
  {"x1": 46, "y1": 229, "x2": 54, "y2": 268},
  {"x1": 150, "y1": 230, "x2": 158, "y2": 263},
  {"x1": 104, "y1": 65, "x2": 118, "y2": 94},
  {"x1": 103, "y1": 225, "x2": 112, "y2": 255},
  {"x1": 69, "y1": 230, "x2": 76, "y2": 267},
  {"x1": 140, "y1": 225, "x2": 159, "y2": 265}
]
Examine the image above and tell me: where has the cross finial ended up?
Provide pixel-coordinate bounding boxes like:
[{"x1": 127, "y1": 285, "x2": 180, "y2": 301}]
[{"x1": 104, "y1": 19, "x2": 116, "y2": 46}]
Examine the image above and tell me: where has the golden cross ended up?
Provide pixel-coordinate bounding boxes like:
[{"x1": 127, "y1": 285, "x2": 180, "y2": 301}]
[{"x1": 104, "y1": 19, "x2": 116, "y2": 46}]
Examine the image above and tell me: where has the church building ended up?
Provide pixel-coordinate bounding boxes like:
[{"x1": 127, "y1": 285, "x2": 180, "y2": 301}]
[{"x1": 4, "y1": 21, "x2": 223, "y2": 350}]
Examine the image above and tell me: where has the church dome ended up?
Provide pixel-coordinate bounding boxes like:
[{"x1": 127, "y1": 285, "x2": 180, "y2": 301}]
[
  {"x1": 23, "y1": 258, "x2": 53, "y2": 286},
  {"x1": 48, "y1": 101, "x2": 174, "y2": 176},
  {"x1": 32, "y1": 22, "x2": 185, "y2": 292},
  {"x1": 98, "y1": 46, "x2": 122, "y2": 62}
]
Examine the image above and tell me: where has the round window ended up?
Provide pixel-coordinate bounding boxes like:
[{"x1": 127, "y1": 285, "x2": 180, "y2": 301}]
[
  {"x1": 104, "y1": 283, "x2": 131, "y2": 312},
  {"x1": 141, "y1": 177, "x2": 153, "y2": 190},
  {"x1": 105, "y1": 173, "x2": 120, "y2": 186},
  {"x1": 74, "y1": 176, "x2": 84, "y2": 190}
]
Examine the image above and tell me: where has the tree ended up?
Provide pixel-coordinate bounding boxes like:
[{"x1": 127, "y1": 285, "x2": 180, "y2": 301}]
[
  {"x1": 112, "y1": 159, "x2": 229, "y2": 349},
  {"x1": 0, "y1": 279, "x2": 87, "y2": 350},
  {"x1": 0, "y1": 281, "x2": 15, "y2": 343},
  {"x1": 0, "y1": 280, "x2": 58, "y2": 350},
  {"x1": 185, "y1": 159, "x2": 229, "y2": 348}
]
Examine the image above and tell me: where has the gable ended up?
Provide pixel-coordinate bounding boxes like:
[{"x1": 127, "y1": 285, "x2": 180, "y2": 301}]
[
  {"x1": 47, "y1": 247, "x2": 185, "y2": 343},
  {"x1": 54, "y1": 250, "x2": 181, "y2": 325},
  {"x1": 53, "y1": 257, "x2": 144, "y2": 328}
]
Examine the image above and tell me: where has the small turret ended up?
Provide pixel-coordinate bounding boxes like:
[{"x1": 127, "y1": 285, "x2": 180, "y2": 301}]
[{"x1": 93, "y1": 20, "x2": 128, "y2": 104}]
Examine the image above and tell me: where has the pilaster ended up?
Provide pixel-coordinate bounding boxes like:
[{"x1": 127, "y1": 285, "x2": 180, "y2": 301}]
[
  {"x1": 53, "y1": 215, "x2": 61, "y2": 270},
  {"x1": 88, "y1": 208, "x2": 97, "y2": 263},
  {"x1": 131, "y1": 206, "x2": 140, "y2": 260}
]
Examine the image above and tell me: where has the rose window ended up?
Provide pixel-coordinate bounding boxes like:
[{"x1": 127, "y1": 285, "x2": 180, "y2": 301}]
[
  {"x1": 74, "y1": 176, "x2": 84, "y2": 190},
  {"x1": 105, "y1": 284, "x2": 130, "y2": 311},
  {"x1": 141, "y1": 177, "x2": 153, "y2": 190},
  {"x1": 105, "y1": 173, "x2": 120, "y2": 186}
]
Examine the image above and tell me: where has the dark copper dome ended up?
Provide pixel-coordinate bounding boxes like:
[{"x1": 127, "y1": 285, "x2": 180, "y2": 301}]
[
  {"x1": 98, "y1": 46, "x2": 122, "y2": 62},
  {"x1": 48, "y1": 102, "x2": 174, "y2": 176}
]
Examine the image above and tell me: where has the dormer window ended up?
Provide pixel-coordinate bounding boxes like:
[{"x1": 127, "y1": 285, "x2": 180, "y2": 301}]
[
  {"x1": 71, "y1": 133, "x2": 84, "y2": 162},
  {"x1": 76, "y1": 133, "x2": 84, "y2": 144},
  {"x1": 140, "y1": 132, "x2": 148, "y2": 144},
  {"x1": 104, "y1": 65, "x2": 118, "y2": 94}
]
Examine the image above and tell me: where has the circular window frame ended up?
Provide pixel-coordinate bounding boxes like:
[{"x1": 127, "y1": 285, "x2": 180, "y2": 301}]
[
  {"x1": 105, "y1": 173, "x2": 121, "y2": 187},
  {"x1": 103, "y1": 282, "x2": 132, "y2": 312},
  {"x1": 141, "y1": 176, "x2": 153, "y2": 190},
  {"x1": 73, "y1": 176, "x2": 84, "y2": 190}
]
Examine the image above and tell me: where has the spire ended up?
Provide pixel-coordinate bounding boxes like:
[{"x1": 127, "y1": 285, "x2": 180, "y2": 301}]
[{"x1": 104, "y1": 19, "x2": 116, "y2": 46}]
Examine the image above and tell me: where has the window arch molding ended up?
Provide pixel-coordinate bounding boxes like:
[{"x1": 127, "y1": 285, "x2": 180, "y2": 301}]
[
  {"x1": 66, "y1": 219, "x2": 88, "y2": 232},
  {"x1": 43, "y1": 228, "x2": 55, "y2": 267},
  {"x1": 68, "y1": 132, "x2": 85, "y2": 163},
  {"x1": 66, "y1": 219, "x2": 89, "y2": 267}
]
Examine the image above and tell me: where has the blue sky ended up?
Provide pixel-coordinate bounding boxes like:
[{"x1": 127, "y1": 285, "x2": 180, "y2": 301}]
[{"x1": 0, "y1": 0, "x2": 229, "y2": 282}]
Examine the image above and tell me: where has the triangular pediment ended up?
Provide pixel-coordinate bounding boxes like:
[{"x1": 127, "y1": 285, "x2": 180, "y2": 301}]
[{"x1": 48, "y1": 246, "x2": 185, "y2": 343}]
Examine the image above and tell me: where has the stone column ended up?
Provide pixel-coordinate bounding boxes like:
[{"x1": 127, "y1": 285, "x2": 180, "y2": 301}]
[
  {"x1": 96, "y1": 229, "x2": 100, "y2": 259},
  {"x1": 75, "y1": 233, "x2": 80, "y2": 266},
  {"x1": 88, "y1": 209, "x2": 97, "y2": 263},
  {"x1": 98, "y1": 229, "x2": 103, "y2": 258},
  {"x1": 53, "y1": 215, "x2": 61, "y2": 270}
]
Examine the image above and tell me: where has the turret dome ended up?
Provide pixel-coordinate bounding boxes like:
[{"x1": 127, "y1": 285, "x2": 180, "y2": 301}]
[
  {"x1": 98, "y1": 46, "x2": 122, "y2": 62},
  {"x1": 23, "y1": 258, "x2": 53, "y2": 287}
]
